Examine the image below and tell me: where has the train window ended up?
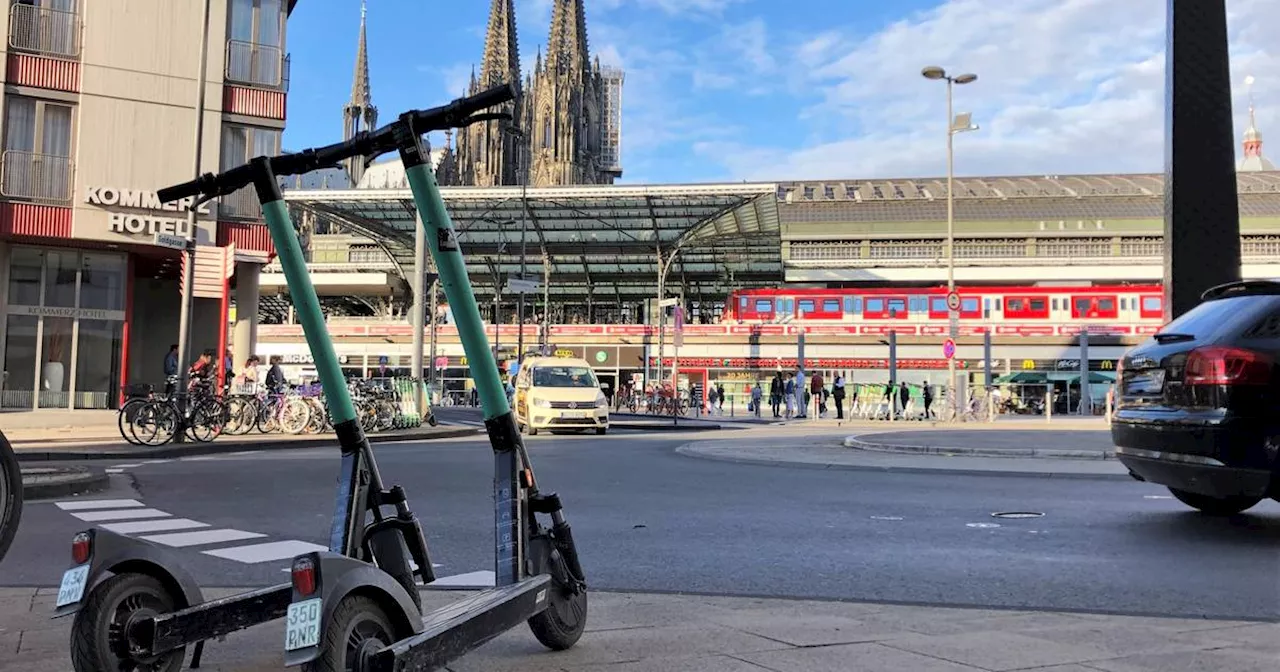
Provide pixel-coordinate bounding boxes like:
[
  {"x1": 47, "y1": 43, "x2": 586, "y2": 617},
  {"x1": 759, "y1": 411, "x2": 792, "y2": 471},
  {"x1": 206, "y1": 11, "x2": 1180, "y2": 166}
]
[
  {"x1": 740, "y1": 296, "x2": 748, "y2": 309},
  {"x1": 844, "y1": 297, "x2": 855, "y2": 314},
  {"x1": 984, "y1": 298, "x2": 991, "y2": 311},
  {"x1": 1142, "y1": 296, "x2": 1160, "y2": 311},
  {"x1": 798, "y1": 299, "x2": 816, "y2": 315},
  {"x1": 1098, "y1": 298, "x2": 1115, "y2": 311},
  {"x1": 887, "y1": 298, "x2": 906, "y2": 316},
  {"x1": 909, "y1": 297, "x2": 928, "y2": 312},
  {"x1": 962, "y1": 297, "x2": 979, "y2": 312},
  {"x1": 823, "y1": 299, "x2": 840, "y2": 312},
  {"x1": 853, "y1": 297, "x2": 862, "y2": 312},
  {"x1": 1119, "y1": 298, "x2": 1126, "y2": 310},
  {"x1": 931, "y1": 297, "x2": 947, "y2": 313},
  {"x1": 1007, "y1": 298, "x2": 1025, "y2": 312},
  {"x1": 1029, "y1": 298, "x2": 1046, "y2": 312},
  {"x1": 1074, "y1": 298, "x2": 1090, "y2": 313},
  {"x1": 866, "y1": 298, "x2": 884, "y2": 312},
  {"x1": 755, "y1": 299, "x2": 771, "y2": 312},
  {"x1": 1051, "y1": 298, "x2": 1059, "y2": 310}
]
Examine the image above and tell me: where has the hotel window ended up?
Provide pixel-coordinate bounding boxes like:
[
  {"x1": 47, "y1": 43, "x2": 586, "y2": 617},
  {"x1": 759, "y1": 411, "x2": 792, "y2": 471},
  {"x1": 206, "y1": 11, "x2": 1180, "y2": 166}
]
[
  {"x1": 226, "y1": 0, "x2": 285, "y2": 87},
  {"x1": 219, "y1": 123, "x2": 281, "y2": 218},
  {"x1": 1, "y1": 95, "x2": 73, "y2": 202}
]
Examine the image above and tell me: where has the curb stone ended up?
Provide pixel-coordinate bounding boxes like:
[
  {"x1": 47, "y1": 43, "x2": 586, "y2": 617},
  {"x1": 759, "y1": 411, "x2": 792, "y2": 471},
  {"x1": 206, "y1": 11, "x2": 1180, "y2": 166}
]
[
  {"x1": 14, "y1": 426, "x2": 483, "y2": 462},
  {"x1": 612, "y1": 421, "x2": 722, "y2": 432},
  {"x1": 843, "y1": 434, "x2": 1117, "y2": 460},
  {"x1": 674, "y1": 442, "x2": 1131, "y2": 481},
  {"x1": 21, "y1": 465, "x2": 109, "y2": 499}
]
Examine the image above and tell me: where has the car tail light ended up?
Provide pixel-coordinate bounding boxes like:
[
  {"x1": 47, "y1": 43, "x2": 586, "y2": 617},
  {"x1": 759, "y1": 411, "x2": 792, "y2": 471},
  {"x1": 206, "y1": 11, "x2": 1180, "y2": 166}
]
[
  {"x1": 71, "y1": 531, "x2": 92, "y2": 565},
  {"x1": 291, "y1": 556, "x2": 317, "y2": 596},
  {"x1": 1184, "y1": 346, "x2": 1273, "y2": 385}
]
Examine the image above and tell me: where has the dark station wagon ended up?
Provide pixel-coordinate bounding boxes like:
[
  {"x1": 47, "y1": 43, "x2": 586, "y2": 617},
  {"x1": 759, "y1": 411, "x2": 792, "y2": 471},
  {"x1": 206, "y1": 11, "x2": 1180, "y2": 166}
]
[{"x1": 1112, "y1": 280, "x2": 1280, "y2": 515}]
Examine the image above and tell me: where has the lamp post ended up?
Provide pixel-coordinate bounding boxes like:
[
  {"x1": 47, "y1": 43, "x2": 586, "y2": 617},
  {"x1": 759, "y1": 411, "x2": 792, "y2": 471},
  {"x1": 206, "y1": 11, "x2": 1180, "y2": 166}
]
[
  {"x1": 504, "y1": 126, "x2": 530, "y2": 363},
  {"x1": 921, "y1": 65, "x2": 979, "y2": 421}
]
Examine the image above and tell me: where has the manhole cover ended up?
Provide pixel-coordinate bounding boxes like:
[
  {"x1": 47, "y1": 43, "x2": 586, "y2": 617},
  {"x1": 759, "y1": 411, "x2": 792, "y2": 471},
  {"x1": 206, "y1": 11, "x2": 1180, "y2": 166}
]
[{"x1": 992, "y1": 511, "x2": 1045, "y2": 519}]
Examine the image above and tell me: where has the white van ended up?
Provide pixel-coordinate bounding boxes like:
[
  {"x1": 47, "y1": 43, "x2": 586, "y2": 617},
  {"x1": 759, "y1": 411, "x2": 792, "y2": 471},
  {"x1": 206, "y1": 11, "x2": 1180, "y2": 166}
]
[{"x1": 514, "y1": 357, "x2": 610, "y2": 435}]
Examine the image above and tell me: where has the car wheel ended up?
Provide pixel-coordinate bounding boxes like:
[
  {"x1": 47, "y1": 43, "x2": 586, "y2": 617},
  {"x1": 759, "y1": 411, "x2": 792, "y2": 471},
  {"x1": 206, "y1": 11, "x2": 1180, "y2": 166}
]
[
  {"x1": 595, "y1": 427, "x2": 607, "y2": 435},
  {"x1": 1167, "y1": 488, "x2": 1262, "y2": 515}
]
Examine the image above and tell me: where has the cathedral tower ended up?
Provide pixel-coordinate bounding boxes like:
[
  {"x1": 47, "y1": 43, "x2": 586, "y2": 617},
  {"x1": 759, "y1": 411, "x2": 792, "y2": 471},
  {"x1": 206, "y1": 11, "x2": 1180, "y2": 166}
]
[
  {"x1": 342, "y1": 0, "x2": 377, "y2": 187},
  {"x1": 454, "y1": 0, "x2": 524, "y2": 186}
]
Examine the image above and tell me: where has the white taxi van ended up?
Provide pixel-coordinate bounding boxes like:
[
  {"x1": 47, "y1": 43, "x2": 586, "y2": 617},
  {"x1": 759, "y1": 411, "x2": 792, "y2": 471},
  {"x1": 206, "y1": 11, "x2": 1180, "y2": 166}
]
[{"x1": 514, "y1": 357, "x2": 610, "y2": 435}]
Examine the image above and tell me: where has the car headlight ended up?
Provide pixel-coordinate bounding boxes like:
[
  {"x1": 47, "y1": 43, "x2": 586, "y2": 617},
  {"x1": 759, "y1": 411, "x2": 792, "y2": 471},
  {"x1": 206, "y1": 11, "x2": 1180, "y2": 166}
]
[
  {"x1": 596, "y1": 394, "x2": 608, "y2": 407},
  {"x1": 533, "y1": 398, "x2": 551, "y2": 408}
]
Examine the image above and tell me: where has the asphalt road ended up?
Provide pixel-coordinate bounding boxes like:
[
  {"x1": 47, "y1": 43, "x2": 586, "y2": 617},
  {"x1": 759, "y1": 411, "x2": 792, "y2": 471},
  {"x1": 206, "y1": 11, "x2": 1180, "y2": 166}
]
[{"x1": 4, "y1": 427, "x2": 1278, "y2": 621}]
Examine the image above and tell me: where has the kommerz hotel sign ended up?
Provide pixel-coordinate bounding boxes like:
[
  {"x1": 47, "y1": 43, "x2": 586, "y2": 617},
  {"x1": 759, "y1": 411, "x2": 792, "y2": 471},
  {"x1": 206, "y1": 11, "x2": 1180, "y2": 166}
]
[{"x1": 85, "y1": 186, "x2": 212, "y2": 238}]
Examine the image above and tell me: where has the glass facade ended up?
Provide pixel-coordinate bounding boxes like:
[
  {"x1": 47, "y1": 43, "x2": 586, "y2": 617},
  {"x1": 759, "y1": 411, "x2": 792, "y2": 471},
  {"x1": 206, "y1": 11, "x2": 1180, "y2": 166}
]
[{"x1": 1, "y1": 245, "x2": 127, "y2": 409}]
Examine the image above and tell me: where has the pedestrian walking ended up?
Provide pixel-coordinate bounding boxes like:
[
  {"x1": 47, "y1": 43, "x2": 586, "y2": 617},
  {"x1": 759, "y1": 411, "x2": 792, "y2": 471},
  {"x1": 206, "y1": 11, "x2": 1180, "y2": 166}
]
[
  {"x1": 770, "y1": 373, "x2": 782, "y2": 418},
  {"x1": 783, "y1": 374, "x2": 795, "y2": 419},
  {"x1": 899, "y1": 382, "x2": 911, "y2": 420},
  {"x1": 794, "y1": 366, "x2": 807, "y2": 419},
  {"x1": 751, "y1": 382, "x2": 763, "y2": 418},
  {"x1": 809, "y1": 371, "x2": 824, "y2": 417},
  {"x1": 923, "y1": 383, "x2": 934, "y2": 419},
  {"x1": 832, "y1": 374, "x2": 846, "y2": 420}
]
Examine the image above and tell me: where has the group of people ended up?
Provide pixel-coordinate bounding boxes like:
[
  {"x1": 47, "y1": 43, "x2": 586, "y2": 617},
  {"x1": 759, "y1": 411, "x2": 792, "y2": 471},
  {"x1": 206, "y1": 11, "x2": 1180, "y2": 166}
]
[
  {"x1": 734, "y1": 368, "x2": 937, "y2": 421},
  {"x1": 162, "y1": 345, "x2": 286, "y2": 395}
]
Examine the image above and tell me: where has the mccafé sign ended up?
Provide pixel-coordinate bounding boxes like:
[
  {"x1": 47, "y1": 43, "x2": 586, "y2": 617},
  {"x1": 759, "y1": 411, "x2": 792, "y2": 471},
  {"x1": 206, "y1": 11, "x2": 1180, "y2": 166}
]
[{"x1": 84, "y1": 186, "x2": 212, "y2": 239}]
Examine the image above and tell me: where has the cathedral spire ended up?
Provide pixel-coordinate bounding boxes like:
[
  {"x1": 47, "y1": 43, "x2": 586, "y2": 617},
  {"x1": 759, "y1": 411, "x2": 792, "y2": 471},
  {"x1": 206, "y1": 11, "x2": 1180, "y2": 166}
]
[
  {"x1": 478, "y1": 0, "x2": 521, "y2": 90},
  {"x1": 342, "y1": 0, "x2": 377, "y2": 187},
  {"x1": 1239, "y1": 75, "x2": 1274, "y2": 171},
  {"x1": 545, "y1": 0, "x2": 589, "y2": 75}
]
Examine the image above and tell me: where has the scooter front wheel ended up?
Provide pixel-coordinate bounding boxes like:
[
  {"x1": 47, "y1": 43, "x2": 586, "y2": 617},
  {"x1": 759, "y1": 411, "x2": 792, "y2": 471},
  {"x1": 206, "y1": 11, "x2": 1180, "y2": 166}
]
[
  {"x1": 526, "y1": 532, "x2": 587, "y2": 651},
  {"x1": 69, "y1": 573, "x2": 185, "y2": 672}
]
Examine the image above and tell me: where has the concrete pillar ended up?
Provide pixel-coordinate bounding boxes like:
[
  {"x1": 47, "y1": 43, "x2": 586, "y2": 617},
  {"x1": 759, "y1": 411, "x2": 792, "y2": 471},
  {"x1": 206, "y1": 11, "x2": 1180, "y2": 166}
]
[
  {"x1": 1163, "y1": 0, "x2": 1240, "y2": 320},
  {"x1": 232, "y1": 261, "x2": 261, "y2": 365}
]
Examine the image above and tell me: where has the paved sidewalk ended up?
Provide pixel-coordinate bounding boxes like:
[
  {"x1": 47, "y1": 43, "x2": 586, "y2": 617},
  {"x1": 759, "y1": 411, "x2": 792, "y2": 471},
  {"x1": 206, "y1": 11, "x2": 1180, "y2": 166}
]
[
  {"x1": 1, "y1": 586, "x2": 1273, "y2": 671},
  {"x1": 678, "y1": 433, "x2": 1130, "y2": 479}
]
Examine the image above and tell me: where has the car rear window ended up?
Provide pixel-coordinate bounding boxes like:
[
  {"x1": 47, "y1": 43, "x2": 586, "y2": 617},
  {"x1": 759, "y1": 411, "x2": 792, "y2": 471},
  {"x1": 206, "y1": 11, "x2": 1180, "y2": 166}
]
[{"x1": 1159, "y1": 296, "x2": 1276, "y2": 340}]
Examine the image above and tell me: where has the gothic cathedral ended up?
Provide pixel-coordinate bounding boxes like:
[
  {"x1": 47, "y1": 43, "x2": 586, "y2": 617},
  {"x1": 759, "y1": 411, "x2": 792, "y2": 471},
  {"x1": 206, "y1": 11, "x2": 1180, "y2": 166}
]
[{"x1": 438, "y1": 0, "x2": 622, "y2": 187}]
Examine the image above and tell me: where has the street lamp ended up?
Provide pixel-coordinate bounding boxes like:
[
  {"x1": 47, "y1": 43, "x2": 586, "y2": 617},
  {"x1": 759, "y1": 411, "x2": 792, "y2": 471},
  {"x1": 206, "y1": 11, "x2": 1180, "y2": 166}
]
[
  {"x1": 504, "y1": 125, "x2": 531, "y2": 363},
  {"x1": 921, "y1": 65, "x2": 979, "y2": 421}
]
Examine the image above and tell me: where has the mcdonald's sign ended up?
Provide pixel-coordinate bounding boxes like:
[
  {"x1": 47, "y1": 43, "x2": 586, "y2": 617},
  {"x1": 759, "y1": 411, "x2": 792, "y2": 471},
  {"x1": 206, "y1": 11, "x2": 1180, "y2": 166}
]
[
  {"x1": 1021, "y1": 359, "x2": 1036, "y2": 370},
  {"x1": 1100, "y1": 360, "x2": 1114, "y2": 370}
]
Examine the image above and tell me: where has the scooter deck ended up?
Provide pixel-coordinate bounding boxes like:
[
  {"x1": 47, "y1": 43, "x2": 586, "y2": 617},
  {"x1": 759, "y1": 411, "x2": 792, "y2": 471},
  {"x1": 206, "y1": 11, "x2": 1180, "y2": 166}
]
[
  {"x1": 136, "y1": 583, "x2": 292, "y2": 654},
  {"x1": 371, "y1": 574, "x2": 551, "y2": 672}
]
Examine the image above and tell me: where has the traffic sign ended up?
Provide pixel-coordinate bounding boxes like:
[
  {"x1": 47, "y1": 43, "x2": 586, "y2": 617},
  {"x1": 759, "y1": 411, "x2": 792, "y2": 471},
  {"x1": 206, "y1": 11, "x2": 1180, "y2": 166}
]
[
  {"x1": 946, "y1": 291, "x2": 961, "y2": 312},
  {"x1": 505, "y1": 276, "x2": 540, "y2": 294},
  {"x1": 942, "y1": 338, "x2": 956, "y2": 360}
]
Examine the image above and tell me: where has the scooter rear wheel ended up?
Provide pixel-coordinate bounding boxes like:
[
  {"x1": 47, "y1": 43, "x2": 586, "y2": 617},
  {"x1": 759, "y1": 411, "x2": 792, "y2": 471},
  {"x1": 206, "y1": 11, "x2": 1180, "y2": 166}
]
[
  {"x1": 303, "y1": 595, "x2": 396, "y2": 672},
  {"x1": 69, "y1": 573, "x2": 185, "y2": 672}
]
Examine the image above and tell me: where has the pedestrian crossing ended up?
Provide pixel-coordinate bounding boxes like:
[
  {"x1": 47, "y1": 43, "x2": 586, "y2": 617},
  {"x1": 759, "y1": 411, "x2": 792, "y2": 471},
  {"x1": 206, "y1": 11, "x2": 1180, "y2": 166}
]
[{"x1": 52, "y1": 497, "x2": 492, "y2": 588}]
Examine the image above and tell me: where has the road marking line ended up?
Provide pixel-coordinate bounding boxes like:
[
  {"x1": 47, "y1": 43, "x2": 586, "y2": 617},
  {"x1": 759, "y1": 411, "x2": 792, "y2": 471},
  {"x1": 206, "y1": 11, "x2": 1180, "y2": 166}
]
[
  {"x1": 181, "y1": 456, "x2": 222, "y2": 461},
  {"x1": 144, "y1": 459, "x2": 172, "y2": 464},
  {"x1": 203, "y1": 540, "x2": 328, "y2": 564},
  {"x1": 56, "y1": 499, "x2": 144, "y2": 511},
  {"x1": 1144, "y1": 495, "x2": 1173, "y2": 500},
  {"x1": 142, "y1": 529, "x2": 267, "y2": 548},
  {"x1": 426, "y1": 570, "x2": 495, "y2": 589},
  {"x1": 101, "y1": 519, "x2": 210, "y2": 534},
  {"x1": 71, "y1": 508, "x2": 171, "y2": 522},
  {"x1": 105, "y1": 468, "x2": 125, "y2": 474},
  {"x1": 112, "y1": 463, "x2": 144, "y2": 468}
]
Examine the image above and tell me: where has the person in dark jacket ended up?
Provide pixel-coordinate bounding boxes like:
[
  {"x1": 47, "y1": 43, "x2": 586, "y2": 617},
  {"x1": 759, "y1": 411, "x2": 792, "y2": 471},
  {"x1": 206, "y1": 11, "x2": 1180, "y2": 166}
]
[
  {"x1": 832, "y1": 375, "x2": 846, "y2": 420},
  {"x1": 899, "y1": 382, "x2": 910, "y2": 419},
  {"x1": 770, "y1": 373, "x2": 782, "y2": 418},
  {"x1": 264, "y1": 355, "x2": 286, "y2": 393}
]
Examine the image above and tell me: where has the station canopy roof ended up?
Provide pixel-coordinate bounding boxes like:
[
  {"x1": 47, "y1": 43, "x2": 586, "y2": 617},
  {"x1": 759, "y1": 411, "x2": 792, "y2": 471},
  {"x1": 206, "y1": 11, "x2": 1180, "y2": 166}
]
[{"x1": 282, "y1": 182, "x2": 784, "y2": 301}]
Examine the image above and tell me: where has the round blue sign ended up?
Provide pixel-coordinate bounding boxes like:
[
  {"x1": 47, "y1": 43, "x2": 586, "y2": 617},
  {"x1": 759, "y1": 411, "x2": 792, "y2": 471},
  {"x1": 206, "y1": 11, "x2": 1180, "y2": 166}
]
[{"x1": 942, "y1": 339, "x2": 956, "y2": 360}]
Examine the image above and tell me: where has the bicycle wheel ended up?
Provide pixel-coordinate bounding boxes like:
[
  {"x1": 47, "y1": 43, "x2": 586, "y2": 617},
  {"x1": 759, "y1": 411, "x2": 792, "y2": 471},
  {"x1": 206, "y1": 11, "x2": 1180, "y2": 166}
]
[
  {"x1": 131, "y1": 401, "x2": 177, "y2": 446},
  {"x1": 258, "y1": 397, "x2": 281, "y2": 433},
  {"x1": 116, "y1": 397, "x2": 149, "y2": 446},
  {"x1": 186, "y1": 398, "x2": 226, "y2": 443},
  {"x1": 0, "y1": 429, "x2": 22, "y2": 563},
  {"x1": 223, "y1": 396, "x2": 256, "y2": 435},
  {"x1": 279, "y1": 398, "x2": 311, "y2": 435}
]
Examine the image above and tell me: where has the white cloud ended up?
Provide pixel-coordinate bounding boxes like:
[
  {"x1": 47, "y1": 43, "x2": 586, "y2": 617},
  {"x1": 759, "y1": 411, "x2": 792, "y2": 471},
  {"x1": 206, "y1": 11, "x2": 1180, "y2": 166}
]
[{"x1": 698, "y1": 0, "x2": 1279, "y2": 181}]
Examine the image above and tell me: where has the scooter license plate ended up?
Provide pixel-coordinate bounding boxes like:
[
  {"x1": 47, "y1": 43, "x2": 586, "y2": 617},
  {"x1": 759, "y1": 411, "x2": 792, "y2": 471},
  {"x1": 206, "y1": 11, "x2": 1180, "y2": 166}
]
[
  {"x1": 284, "y1": 598, "x2": 322, "y2": 651},
  {"x1": 56, "y1": 565, "x2": 89, "y2": 607}
]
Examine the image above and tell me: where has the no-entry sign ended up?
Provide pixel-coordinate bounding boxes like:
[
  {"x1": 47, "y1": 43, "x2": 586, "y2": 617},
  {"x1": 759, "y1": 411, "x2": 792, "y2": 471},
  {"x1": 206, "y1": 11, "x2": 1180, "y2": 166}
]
[{"x1": 942, "y1": 338, "x2": 956, "y2": 360}]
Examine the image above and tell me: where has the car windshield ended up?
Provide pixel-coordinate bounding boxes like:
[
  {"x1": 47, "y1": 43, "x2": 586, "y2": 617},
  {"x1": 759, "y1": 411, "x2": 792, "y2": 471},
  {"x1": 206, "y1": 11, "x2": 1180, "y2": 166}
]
[{"x1": 532, "y1": 366, "x2": 598, "y2": 388}]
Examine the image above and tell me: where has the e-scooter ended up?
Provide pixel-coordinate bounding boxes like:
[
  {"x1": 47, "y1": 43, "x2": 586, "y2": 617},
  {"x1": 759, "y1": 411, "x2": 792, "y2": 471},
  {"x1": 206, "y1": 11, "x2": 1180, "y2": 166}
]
[
  {"x1": 273, "y1": 86, "x2": 588, "y2": 671},
  {"x1": 51, "y1": 86, "x2": 561, "y2": 672}
]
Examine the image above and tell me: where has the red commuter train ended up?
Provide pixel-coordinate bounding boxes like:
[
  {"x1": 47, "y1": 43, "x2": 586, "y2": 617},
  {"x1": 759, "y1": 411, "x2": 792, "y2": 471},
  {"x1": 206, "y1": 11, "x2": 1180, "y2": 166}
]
[{"x1": 725, "y1": 284, "x2": 1165, "y2": 336}]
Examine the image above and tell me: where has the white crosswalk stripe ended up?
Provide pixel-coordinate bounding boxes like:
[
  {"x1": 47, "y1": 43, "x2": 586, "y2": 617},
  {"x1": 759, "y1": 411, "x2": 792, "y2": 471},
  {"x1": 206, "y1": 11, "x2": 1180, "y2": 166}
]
[{"x1": 52, "y1": 497, "x2": 485, "y2": 583}]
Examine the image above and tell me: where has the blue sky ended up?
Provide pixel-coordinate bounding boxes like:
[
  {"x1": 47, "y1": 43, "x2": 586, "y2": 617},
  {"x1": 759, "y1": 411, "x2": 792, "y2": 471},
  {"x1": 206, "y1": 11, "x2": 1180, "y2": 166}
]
[{"x1": 282, "y1": 0, "x2": 1277, "y2": 184}]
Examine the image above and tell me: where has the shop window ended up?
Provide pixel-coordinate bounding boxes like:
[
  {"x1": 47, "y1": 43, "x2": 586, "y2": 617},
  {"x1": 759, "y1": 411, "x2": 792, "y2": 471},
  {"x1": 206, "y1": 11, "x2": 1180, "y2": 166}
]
[{"x1": 1, "y1": 95, "x2": 74, "y2": 202}]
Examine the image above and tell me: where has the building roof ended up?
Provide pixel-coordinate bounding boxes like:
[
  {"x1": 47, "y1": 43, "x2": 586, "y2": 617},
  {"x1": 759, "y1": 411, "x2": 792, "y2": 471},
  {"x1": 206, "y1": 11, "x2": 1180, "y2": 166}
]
[{"x1": 283, "y1": 182, "x2": 782, "y2": 301}]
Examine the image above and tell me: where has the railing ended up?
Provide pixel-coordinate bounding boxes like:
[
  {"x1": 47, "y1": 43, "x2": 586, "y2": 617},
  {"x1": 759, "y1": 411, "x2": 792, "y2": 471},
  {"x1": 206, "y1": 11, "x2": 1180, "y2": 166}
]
[
  {"x1": 8, "y1": 3, "x2": 80, "y2": 58},
  {"x1": 0, "y1": 150, "x2": 73, "y2": 202},
  {"x1": 218, "y1": 185, "x2": 261, "y2": 219},
  {"x1": 225, "y1": 40, "x2": 288, "y2": 90},
  {"x1": 788, "y1": 236, "x2": 1280, "y2": 267}
]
